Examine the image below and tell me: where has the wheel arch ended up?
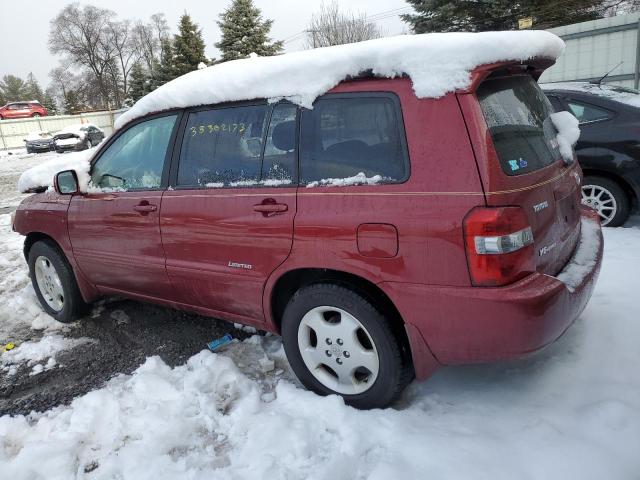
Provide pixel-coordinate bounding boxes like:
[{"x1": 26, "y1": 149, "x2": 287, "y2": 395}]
[
  {"x1": 23, "y1": 231, "x2": 99, "y2": 303},
  {"x1": 269, "y1": 267, "x2": 414, "y2": 368},
  {"x1": 24, "y1": 231, "x2": 59, "y2": 260}
]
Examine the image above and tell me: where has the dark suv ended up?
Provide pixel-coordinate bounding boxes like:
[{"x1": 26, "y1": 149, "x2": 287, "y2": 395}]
[{"x1": 542, "y1": 82, "x2": 640, "y2": 226}]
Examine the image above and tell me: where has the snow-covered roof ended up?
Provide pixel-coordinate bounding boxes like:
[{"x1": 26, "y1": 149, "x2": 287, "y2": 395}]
[
  {"x1": 116, "y1": 30, "x2": 565, "y2": 130},
  {"x1": 541, "y1": 82, "x2": 640, "y2": 108}
]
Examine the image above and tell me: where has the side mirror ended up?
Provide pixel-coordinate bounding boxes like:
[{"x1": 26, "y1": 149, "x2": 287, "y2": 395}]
[{"x1": 55, "y1": 170, "x2": 79, "y2": 195}]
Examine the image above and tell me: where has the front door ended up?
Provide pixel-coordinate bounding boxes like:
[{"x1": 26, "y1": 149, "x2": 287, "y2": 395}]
[
  {"x1": 161, "y1": 102, "x2": 298, "y2": 322},
  {"x1": 68, "y1": 113, "x2": 179, "y2": 300}
]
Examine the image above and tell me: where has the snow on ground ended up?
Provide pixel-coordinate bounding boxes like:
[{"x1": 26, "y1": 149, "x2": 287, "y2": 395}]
[
  {"x1": 1, "y1": 334, "x2": 93, "y2": 377},
  {"x1": 1, "y1": 154, "x2": 639, "y2": 478}
]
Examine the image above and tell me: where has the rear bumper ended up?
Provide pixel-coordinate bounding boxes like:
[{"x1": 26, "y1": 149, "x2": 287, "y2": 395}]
[{"x1": 384, "y1": 207, "x2": 603, "y2": 377}]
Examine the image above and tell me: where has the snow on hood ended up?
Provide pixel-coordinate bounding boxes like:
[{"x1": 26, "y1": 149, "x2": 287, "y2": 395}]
[
  {"x1": 541, "y1": 81, "x2": 640, "y2": 108},
  {"x1": 116, "y1": 30, "x2": 565, "y2": 129},
  {"x1": 550, "y1": 111, "x2": 580, "y2": 164},
  {"x1": 55, "y1": 123, "x2": 97, "y2": 138},
  {"x1": 24, "y1": 132, "x2": 52, "y2": 142},
  {"x1": 17, "y1": 149, "x2": 93, "y2": 193}
]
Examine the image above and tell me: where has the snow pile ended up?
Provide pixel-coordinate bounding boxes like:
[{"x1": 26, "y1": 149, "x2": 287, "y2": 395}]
[
  {"x1": 556, "y1": 216, "x2": 602, "y2": 292},
  {"x1": 550, "y1": 111, "x2": 580, "y2": 163},
  {"x1": 17, "y1": 149, "x2": 93, "y2": 193},
  {"x1": 541, "y1": 82, "x2": 640, "y2": 108},
  {"x1": 306, "y1": 172, "x2": 384, "y2": 188},
  {"x1": 117, "y1": 31, "x2": 564, "y2": 129},
  {"x1": 1, "y1": 335, "x2": 91, "y2": 376}
]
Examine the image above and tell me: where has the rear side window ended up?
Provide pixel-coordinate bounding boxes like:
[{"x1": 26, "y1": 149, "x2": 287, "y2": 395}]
[
  {"x1": 178, "y1": 105, "x2": 268, "y2": 187},
  {"x1": 478, "y1": 75, "x2": 561, "y2": 176},
  {"x1": 567, "y1": 101, "x2": 612, "y2": 124},
  {"x1": 300, "y1": 95, "x2": 408, "y2": 185}
]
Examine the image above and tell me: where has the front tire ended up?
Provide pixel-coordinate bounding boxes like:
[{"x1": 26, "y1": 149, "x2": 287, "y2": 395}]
[
  {"x1": 281, "y1": 283, "x2": 410, "y2": 409},
  {"x1": 582, "y1": 175, "x2": 629, "y2": 227},
  {"x1": 28, "y1": 240, "x2": 87, "y2": 323}
]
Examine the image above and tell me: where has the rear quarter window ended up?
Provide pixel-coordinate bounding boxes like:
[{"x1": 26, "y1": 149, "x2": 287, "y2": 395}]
[
  {"x1": 299, "y1": 94, "x2": 409, "y2": 185},
  {"x1": 477, "y1": 75, "x2": 561, "y2": 176}
]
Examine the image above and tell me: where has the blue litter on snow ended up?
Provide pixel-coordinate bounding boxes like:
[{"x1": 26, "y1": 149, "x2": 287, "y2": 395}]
[{"x1": 207, "y1": 334, "x2": 233, "y2": 352}]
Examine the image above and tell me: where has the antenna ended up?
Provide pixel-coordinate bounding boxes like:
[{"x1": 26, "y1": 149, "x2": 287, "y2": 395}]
[{"x1": 590, "y1": 61, "x2": 623, "y2": 86}]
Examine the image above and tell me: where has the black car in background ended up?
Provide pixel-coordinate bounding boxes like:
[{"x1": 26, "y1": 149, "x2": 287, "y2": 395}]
[
  {"x1": 53, "y1": 124, "x2": 105, "y2": 153},
  {"x1": 542, "y1": 82, "x2": 640, "y2": 226},
  {"x1": 24, "y1": 131, "x2": 55, "y2": 154}
]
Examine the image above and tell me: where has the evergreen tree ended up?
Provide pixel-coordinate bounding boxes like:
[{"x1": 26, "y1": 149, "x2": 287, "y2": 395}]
[
  {"x1": 173, "y1": 13, "x2": 207, "y2": 77},
  {"x1": 402, "y1": 0, "x2": 607, "y2": 33},
  {"x1": 64, "y1": 89, "x2": 81, "y2": 114},
  {"x1": 25, "y1": 73, "x2": 44, "y2": 102},
  {"x1": 42, "y1": 90, "x2": 57, "y2": 114},
  {"x1": 216, "y1": 0, "x2": 283, "y2": 62},
  {"x1": 154, "y1": 38, "x2": 178, "y2": 87},
  {"x1": 0, "y1": 75, "x2": 28, "y2": 102},
  {"x1": 128, "y1": 62, "x2": 149, "y2": 102}
]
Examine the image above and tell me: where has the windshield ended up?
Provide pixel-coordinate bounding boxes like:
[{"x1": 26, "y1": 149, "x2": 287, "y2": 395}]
[{"x1": 478, "y1": 75, "x2": 561, "y2": 176}]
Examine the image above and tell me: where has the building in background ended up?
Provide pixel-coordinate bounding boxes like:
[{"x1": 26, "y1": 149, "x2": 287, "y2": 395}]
[{"x1": 540, "y1": 12, "x2": 640, "y2": 89}]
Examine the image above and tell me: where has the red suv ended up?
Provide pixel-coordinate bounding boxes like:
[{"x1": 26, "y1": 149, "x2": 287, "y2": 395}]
[
  {"x1": 13, "y1": 57, "x2": 603, "y2": 409},
  {"x1": 0, "y1": 101, "x2": 48, "y2": 119}
]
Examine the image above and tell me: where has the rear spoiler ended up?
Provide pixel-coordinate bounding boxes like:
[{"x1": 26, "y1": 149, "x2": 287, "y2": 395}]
[{"x1": 460, "y1": 58, "x2": 557, "y2": 94}]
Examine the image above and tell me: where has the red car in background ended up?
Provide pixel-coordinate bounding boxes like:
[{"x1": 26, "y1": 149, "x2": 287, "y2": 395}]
[{"x1": 0, "y1": 101, "x2": 48, "y2": 119}]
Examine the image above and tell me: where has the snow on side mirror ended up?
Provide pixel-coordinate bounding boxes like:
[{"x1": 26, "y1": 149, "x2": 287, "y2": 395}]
[{"x1": 55, "y1": 170, "x2": 79, "y2": 195}]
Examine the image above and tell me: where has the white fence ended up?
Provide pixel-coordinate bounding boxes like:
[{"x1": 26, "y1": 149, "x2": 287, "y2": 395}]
[
  {"x1": 540, "y1": 12, "x2": 640, "y2": 89},
  {"x1": 0, "y1": 109, "x2": 128, "y2": 150}
]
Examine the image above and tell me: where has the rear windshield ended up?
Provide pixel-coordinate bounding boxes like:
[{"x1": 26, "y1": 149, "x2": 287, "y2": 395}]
[{"x1": 477, "y1": 75, "x2": 561, "y2": 176}]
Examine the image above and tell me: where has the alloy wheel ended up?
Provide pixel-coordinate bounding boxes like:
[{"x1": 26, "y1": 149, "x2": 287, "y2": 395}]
[
  {"x1": 581, "y1": 184, "x2": 617, "y2": 226},
  {"x1": 34, "y1": 255, "x2": 64, "y2": 312},
  {"x1": 297, "y1": 306, "x2": 379, "y2": 395}
]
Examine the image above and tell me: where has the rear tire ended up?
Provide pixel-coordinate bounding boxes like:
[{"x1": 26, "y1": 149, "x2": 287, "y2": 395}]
[
  {"x1": 32, "y1": 113, "x2": 41, "y2": 117},
  {"x1": 281, "y1": 283, "x2": 410, "y2": 409},
  {"x1": 28, "y1": 240, "x2": 88, "y2": 323},
  {"x1": 582, "y1": 175, "x2": 629, "y2": 227}
]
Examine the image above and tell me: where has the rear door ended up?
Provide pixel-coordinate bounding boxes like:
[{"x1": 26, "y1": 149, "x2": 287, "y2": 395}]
[
  {"x1": 68, "y1": 113, "x2": 180, "y2": 299},
  {"x1": 160, "y1": 102, "x2": 298, "y2": 322},
  {"x1": 459, "y1": 74, "x2": 582, "y2": 275}
]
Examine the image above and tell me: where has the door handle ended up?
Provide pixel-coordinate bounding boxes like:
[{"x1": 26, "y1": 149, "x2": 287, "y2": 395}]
[
  {"x1": 253, "y1": 199, "x2": 288, "y2": 216},
  {"x1": 133, "y1": 202, "x2": 157, "y2": 213}
]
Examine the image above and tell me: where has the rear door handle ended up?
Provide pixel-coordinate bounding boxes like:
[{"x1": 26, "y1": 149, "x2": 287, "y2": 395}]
[
  {"x1": 133, "y1": 202, "x2": 157, "y2": 213},
  {"x1": 253, "y1": 204, "x2": 288, "y2": 213},
  {"x1": 253, "y1": 199, "x2": 288, "y2": 216}
]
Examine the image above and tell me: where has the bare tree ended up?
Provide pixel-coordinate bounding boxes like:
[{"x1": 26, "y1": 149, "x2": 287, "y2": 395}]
[
  {"x1": 106, "y1": 20, "x2": 138, "y2": 104},
  {"x1": 306, "y1": 1, "x2": 382, "y2": 48},
  {"x1": 133, "y1": 13, "x2": 170, "y2": 75},
  {"x1": 48, "y1": 3, "x2": 117, "y2": 108}
]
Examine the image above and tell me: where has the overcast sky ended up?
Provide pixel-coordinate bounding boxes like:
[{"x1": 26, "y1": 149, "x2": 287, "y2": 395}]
[{"x1": 0, "y1": 0, "x2": 410, "y2": 89}]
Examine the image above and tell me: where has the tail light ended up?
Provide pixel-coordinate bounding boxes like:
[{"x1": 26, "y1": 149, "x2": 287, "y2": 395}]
[{"x1": 463, "y1": 207, "x2": 535, "y2": 287}]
